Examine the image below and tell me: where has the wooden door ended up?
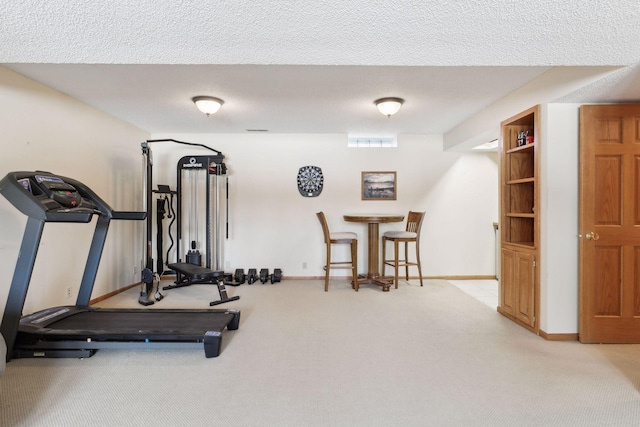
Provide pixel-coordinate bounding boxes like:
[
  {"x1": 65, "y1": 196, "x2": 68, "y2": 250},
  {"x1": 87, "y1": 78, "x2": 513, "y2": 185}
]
[{"x1": 579, "y1": 104, "x2": 640, "y2": 343}]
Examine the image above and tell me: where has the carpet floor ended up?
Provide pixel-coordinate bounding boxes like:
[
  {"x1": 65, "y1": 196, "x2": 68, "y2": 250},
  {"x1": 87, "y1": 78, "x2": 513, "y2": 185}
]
[{"x1": 1, "y1": 279, "x2": 640, "y2": 426}]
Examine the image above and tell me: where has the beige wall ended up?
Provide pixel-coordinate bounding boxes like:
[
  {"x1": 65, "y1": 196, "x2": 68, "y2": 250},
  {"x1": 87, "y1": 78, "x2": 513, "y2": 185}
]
[{"x1": 0, "y1": 66, "x2": 149, "y2": 315}]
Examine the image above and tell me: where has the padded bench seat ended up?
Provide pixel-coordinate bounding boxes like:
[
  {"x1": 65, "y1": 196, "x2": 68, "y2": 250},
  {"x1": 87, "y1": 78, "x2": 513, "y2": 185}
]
[{"x1": 168, "y1": 262, "x2": 224, "y2": 281}]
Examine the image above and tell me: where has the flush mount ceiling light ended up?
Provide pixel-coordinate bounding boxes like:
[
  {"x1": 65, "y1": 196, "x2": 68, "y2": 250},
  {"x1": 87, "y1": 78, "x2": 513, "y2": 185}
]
[
  {"x1": 374, "y1": 97, "x2": 404, "y2": 117},
  {"x1": 192, "y1": 96, "x2": 224, "y2": 116}
]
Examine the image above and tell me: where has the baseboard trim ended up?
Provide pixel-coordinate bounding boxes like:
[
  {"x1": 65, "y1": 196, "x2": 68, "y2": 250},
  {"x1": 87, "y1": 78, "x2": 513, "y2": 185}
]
[
  {"x1": 90, "y1": 282, "x2": 139, "y2": 305},
  {"x1": 539, "y1": 330, "x2": 578, "y2": 341},
  {"x1": 285, "y1": 275, "x2": 497, "y2": 281}
]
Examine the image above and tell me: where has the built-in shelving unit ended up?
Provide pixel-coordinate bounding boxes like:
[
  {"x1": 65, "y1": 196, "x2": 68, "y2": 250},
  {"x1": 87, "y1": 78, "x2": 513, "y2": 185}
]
[{"x1": 498, "y1": 105, "x2": 539, "y2": 332}]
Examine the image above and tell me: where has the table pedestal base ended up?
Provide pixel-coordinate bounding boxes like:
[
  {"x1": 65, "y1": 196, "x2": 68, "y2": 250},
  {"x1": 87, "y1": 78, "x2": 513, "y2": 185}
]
[
  {"x1": 356, "y1": 274, "x2": 393, "y2": 292},
  {"x1": 343, "y1": 214, "x2": 405, "y2": 293}
]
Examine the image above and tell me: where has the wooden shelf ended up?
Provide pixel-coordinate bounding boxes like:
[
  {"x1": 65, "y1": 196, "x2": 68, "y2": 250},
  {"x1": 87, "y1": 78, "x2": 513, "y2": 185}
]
[
  {"x1": 506, "y1": 213, "x2": 535, "y2": 218},
  {"x1": 506, "y1": 177, "x2": 535, "y2": 185},
  {"x1": 506, "y1": 143, "x2": 534, "y2": 154},
  {"x1": 504, "y1": 241, "x2": 535, "y2": 249}
]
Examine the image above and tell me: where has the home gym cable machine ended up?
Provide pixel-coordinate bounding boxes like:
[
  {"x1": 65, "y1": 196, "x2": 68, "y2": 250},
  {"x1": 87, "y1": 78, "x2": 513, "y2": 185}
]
[{"x1": 140, "y1": 139, "x2": 238, "y2": 306}]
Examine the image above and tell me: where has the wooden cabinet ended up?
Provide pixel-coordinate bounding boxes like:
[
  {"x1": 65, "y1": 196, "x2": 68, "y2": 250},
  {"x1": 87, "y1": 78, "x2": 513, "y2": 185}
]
[
  {"x1": 500, "y1": 248, "x2": 536, "y2": 328},
  {"x1": 498, "y1": 106, "x2": 539, "y2": 332}
]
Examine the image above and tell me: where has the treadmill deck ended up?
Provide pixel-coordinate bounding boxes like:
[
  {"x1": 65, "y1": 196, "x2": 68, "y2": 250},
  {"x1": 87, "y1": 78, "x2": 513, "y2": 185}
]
[{"x1": 14, "y1": 306, "x2": 240, "y2": 358}]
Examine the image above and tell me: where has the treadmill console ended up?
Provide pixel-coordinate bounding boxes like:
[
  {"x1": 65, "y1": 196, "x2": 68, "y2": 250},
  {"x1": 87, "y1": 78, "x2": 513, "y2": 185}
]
[
  {"x1": 26, "y1": 175, "x2": 83, "y2": 208},
  {"x1": 0, "y1": 171, "x2": 107, "y2": 222}
]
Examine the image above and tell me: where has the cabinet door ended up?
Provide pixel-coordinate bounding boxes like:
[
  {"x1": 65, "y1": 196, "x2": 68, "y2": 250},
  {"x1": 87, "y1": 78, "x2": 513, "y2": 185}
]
[
  {"x1": 515, "y1": 251, "x2": 535, "y2": 327},
  {"x1": 500, "y1": 248, "x2": 516, "y2": 316},
  {"x1": 500, "y1": 248, "x2": 536, "y2": 328}
]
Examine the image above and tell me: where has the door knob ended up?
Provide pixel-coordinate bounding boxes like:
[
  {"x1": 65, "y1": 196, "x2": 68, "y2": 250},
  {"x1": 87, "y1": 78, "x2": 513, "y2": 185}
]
[{"x1": 585, "y1": 232, "x2": 600, "y2": 241}]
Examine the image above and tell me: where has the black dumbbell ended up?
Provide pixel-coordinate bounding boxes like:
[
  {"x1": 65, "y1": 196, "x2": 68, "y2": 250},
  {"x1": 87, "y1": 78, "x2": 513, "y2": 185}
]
[
  {"x1": 224, "y1": 268, "x2": 245, "y2": 287},
  {"x1": 247, "y1": 268, "x2": 258, "y2": 284},
  {"x1": 259, "y1": 268, "x2": 269, "y2": 284},
  {"x1": 234, "y1": 268, "x2": 246, "y2": 285},
  {"x1": 271, "y1": 268, "x2": 282, "y2": 284}
]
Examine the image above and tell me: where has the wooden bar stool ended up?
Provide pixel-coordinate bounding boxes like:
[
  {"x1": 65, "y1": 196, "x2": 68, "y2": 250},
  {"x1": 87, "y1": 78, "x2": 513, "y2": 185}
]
[
  {"x1": 316, "y1": 212, "x2": 359, "y2": 292},
  {"x1": 382, "y1": 211, "x2": 425, "y2": 288}
]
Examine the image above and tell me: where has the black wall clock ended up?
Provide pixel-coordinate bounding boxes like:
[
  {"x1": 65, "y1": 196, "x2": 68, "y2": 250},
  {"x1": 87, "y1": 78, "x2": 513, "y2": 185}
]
[{"x1": 297, "y1": 166, "x2": 324, "y2": 197}]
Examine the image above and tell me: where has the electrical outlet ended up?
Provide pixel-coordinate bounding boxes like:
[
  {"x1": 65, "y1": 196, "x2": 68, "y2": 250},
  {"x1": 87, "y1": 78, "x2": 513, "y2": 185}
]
[
  {"x1": 66, "y1": 286, "x2": 72, "y2": 299},
  {"x1": 133, "y1": 265, "x2": 138, "y2": 276},
  {"x1": 302, "y1": 262, "x2": 308, "y2": 270}
]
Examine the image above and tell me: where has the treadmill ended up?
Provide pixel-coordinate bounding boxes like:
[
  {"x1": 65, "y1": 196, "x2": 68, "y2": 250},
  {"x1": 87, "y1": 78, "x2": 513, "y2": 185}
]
[{"x1": 0, "y1": 171, "x2": 240, "y2": 361}]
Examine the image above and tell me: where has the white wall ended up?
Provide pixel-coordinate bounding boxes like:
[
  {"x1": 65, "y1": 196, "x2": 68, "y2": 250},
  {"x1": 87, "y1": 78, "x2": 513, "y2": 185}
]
[
  {"x1": 149, "y1": 133, "x2": 499, "y2": 278},
  {"x1": 539, "y1": 103, "x2": 581, "y2": 334},
  {"x1": 0, "y1": 66, "x2": 149, "y2": 316}
]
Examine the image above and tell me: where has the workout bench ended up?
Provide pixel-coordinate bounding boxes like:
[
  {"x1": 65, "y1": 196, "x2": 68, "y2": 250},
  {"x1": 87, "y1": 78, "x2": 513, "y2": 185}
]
[{"x1": 165, "y1": 263, "x2": 240, "y2": 306}]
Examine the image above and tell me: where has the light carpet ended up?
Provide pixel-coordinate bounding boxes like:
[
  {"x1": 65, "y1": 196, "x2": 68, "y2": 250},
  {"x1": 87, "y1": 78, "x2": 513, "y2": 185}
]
[{"x1": 1, "y1": 279, "x2": 640, "y2": 426}]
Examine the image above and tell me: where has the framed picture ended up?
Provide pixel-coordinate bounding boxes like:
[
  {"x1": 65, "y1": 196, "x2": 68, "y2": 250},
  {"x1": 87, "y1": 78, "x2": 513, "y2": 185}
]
[{"x1": 361, "y1": 171, "x2": 397, "y2": 200}]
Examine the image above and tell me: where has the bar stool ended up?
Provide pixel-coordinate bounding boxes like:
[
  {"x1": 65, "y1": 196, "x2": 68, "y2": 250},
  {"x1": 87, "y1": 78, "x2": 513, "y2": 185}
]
[
  {"x1": 382, "y1": 211, "x2": 425, "y2": 288},
  {"x1": 316, "y1": 212, "x2": 359, "y2": 292}
]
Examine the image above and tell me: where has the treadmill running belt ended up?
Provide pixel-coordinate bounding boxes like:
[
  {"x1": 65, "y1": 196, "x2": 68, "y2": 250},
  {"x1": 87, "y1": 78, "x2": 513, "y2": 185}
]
[{"x1": 47, "y1": 310, "x2": 233, "y2": 333}]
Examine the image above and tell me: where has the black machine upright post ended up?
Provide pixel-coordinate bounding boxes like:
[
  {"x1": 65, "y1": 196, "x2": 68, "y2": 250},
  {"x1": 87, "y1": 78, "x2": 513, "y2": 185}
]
[
  {"x1": 142, "y1": 142, "x2": 154, "y2": 272},
  {"x1": 176, "y1": 161, "x2": 183, "y2": 263},
  {"x1": 206, "y1": 163, "x2": 211, "y2": 269},
  {"x1": 0, "y1": 217, "x2": 44, "y2": 361},
  {"x1": 156, "y1": 197, "x2": 166, "y2": 274},
  {"x1": 76, "y1": 215, "x2": 111, "y2": 306}
]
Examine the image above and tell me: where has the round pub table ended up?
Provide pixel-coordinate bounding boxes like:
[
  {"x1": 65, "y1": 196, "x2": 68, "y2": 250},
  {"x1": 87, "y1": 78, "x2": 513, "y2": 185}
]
[{"x1": 343, "y1": 214, "x2": 404, "y2": 291}]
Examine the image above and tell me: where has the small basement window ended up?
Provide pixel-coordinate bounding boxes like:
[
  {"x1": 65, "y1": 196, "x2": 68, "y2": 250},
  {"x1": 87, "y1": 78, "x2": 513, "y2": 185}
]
[{"x1": 347, "y1": 135, "x2": 397, "y2": 148}]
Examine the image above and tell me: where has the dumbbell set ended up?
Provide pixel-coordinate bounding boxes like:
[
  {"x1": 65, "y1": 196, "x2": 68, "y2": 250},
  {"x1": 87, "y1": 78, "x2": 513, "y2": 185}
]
[{"x1": 225, "y1": 268, "x2": 283, "y2": 285}]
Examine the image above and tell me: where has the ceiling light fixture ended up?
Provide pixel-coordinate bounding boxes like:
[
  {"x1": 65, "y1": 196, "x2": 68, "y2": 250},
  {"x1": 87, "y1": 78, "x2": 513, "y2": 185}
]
[
  {"x1": 374, "y1": 97, "x2": 404, "y2": 117},
  {"x1": 192, "y1": 96, "x2": 224, "y2": 116}
]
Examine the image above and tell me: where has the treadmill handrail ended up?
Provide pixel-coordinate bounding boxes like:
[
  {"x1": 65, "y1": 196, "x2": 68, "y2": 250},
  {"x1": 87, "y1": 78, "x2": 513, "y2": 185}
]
[{"x1": 112, "y1": 211, "x2": 146, "y2": 221}]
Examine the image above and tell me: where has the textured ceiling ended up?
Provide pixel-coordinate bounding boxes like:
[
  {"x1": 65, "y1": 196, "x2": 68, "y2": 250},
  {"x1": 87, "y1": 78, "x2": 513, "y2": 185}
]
[
  {"x1": 3, "y1": 0, "x2": 639, "y2": 66},
  {"x1": 2, "y1": 1, "x2": 640, "y2": 146}
]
